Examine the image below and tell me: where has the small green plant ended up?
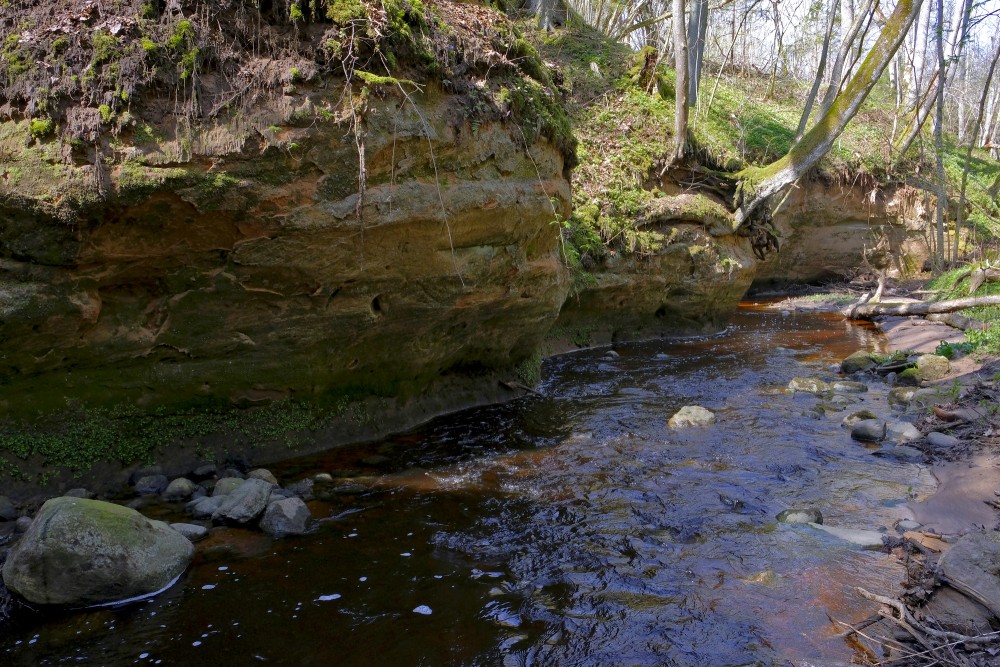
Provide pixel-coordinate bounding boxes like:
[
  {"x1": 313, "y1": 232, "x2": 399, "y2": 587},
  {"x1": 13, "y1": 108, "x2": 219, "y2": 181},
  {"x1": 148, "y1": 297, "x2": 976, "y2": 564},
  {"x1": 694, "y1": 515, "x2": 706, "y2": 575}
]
[
  {"x1": 290, "y1": 67, "x2": 302, "y2": 82},
  {"x1": 935, "y1": 340, "x2": 973, "y2": 359},
  {"x1": 98, "y1": 104, "x2": 112, "y2": 123},
  {"x1": 29, "y1": 117, "x2": 54, "y2": 139},
  {"x1": 289, "y1": 3, "x2": 304, "y2": 22},
  {"x1": 140, "y1": 36, "x2": 157, "y2": 53},
  {"x1": 267, "y1": 124, "x2": 281, "y2": 133},
  {"x1": 91, "y1": 30, "x2": 118, "y2": 64}
]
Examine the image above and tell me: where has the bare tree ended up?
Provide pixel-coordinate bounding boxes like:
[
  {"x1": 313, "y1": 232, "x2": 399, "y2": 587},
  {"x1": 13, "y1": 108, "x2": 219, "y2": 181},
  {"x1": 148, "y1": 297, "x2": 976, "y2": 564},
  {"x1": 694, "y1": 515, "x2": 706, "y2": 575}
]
[
  {"x1": 673, "y1": 0, "x2": 690, "y2": 161},
  {"x1": 796, "y1": 0, "x2": 838, "y2": 141}
]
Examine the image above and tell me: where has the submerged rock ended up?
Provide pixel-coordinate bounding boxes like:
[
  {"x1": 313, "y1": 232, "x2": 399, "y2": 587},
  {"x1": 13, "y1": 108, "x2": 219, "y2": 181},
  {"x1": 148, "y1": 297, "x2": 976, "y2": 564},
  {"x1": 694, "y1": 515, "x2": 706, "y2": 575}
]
[
  {"x1": 668, "y1": 406, "x2": 716, "y2": 428},
  {"x1": 851, "y1": 419, "x2": 886, "y2": 442},
  {"x1": 777, "y1": 508, "x2": 823, "y2": 524},
  {"x1": 808, "y1": 523, "x2": 885, "y2": 550},
  {"x1": 260, "y1": 498, "x2": 312, "y2": 538},
  {"x1": 841, "y1": 350, "x2": 877, "y2": 374},
  {"x1": 872, "y1": 446, "x2": 924, "y2": 463},
  {"x1": 1, "y1": 497, "x2": 193, "y2": 605}
]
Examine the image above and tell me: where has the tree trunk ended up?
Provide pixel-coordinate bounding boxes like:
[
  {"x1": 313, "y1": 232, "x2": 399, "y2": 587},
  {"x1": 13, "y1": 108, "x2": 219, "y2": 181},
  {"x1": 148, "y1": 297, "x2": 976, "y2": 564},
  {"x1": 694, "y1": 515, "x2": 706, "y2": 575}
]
[
  {"x1": 733, "y1": 0, "x2": 924, "y2": 227},
  {"x1": 905, "y1": 0, "x2": 932, "y2": 109},
  {"x1": 672, "y1": 0, "x2": 689, "y2": 162},
  {"x1": 796, "y1": 0, "x2": 837, "y2": 141},
  {"x1": 933, "y1": 0, "x2": 946, "y2": 269},
  {"x1": 818, "y1": 0, "x2": 874, "y2": 116},
  {"x1": 845, "y1": 295, "x2": 1000, "y2": 319},
  {"x1": 955, "y1": 38, "x2": 1000, "y2": 263},
  {"x1": 686, "y1": 0, "x2": 709, "y2": 106}
]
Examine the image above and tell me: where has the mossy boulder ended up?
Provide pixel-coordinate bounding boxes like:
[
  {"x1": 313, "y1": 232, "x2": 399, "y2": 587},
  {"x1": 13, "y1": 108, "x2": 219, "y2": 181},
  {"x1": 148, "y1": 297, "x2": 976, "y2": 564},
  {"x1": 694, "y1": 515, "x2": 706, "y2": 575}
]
[
  {"x1": 841, "y1": 350, "x2": 877, "y2": 374},
  {"x1": 2, "y1": 497, "x2": 193, "y2": 605},
  {"x1": 788, "y1": 377, "x2": 830, "y2": 394},
  {"x1": 915, "y1": 354, "x2": 951, "y2": 381}
]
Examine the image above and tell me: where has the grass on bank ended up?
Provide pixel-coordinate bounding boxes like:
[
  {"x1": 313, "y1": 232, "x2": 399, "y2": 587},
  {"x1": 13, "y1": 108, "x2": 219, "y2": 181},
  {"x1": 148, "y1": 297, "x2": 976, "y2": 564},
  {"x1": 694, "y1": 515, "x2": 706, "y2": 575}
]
[{"x1": 926, "y1": 265, "x2": 1000, "y2": 355}]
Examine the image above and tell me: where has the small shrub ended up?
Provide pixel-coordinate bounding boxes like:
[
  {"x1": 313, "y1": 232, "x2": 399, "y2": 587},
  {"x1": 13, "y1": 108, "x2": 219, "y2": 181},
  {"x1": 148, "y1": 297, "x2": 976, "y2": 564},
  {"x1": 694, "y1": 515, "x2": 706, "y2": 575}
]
[
  {"x1": 98, "y1": 104, "x2": 112, "y2": 123},
  {"x1": 29, "y1": 117, "x2": 54, "y2": 139}
]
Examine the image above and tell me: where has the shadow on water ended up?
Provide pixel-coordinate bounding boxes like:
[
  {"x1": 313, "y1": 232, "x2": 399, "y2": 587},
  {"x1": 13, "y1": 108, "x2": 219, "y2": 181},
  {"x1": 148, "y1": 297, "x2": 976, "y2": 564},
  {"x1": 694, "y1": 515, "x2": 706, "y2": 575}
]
[{"x1": 2, "y1": 304, "x2": 929, "y2": 666}]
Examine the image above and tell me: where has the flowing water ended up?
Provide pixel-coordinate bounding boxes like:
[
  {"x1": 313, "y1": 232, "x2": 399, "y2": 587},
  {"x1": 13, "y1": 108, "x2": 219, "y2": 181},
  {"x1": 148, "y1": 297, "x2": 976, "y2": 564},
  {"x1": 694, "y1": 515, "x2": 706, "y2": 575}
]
[{"x1": 0, "y1": 304, "x2": 937, "y2": 666}]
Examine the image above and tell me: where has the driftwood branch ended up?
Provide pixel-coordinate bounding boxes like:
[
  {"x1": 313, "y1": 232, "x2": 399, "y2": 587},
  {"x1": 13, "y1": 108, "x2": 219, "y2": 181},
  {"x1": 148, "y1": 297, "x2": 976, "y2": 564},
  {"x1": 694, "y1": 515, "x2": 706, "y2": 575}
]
[
  {"x1": 926, "y1": 312, "x2": 989, "y2": 331},
  {"x1": 844, "y1": 295, "x2": 1000, "y2": 319}
]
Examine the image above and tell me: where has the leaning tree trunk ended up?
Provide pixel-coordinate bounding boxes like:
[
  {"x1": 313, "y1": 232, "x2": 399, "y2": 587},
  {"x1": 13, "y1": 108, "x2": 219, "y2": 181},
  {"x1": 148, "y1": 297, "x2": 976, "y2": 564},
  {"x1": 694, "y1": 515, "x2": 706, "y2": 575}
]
[
  {"x1": 672, "y1": 0, "x2": 689, "y2": 162},
  {"x1": 932, "y1": 0, "x2": 946, "y2": 268},
  {"x1": 795, "y1": 0, "x2": 837, "y2": 142},
  {"x1": 732, "y1": 0, "x2": 924, "y2": 228}
]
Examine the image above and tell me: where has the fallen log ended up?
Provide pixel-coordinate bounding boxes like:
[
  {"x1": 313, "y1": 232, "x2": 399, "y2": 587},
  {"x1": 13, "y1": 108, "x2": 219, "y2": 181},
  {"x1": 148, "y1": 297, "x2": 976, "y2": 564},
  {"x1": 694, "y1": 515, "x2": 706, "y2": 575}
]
[
  {"x1": 926, "y1": 312, "x2": 989, "y2": 331},
  {"x1": 966, "y1": 267, "x2": 1000, "y2": 294},
  {"x1": 844, "y1": 295, "x2": 1000, "y2": 319}
]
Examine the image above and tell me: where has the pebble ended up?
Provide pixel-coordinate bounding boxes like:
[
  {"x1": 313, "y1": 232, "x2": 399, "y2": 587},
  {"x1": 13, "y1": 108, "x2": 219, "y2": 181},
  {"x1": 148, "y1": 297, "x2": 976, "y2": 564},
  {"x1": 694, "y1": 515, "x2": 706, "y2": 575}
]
[
  {"x1": 776, "y1": 508, "x2": 823, "y2": 524},
  {"x1": 15, "y1": 515, "x2": 32, "y2": 533},
  {"x1": 412, "y1": 605, "x2": 433, "y2": 615},
  {"x1": 886, "y1": 421, "x2": 922, "y2": 443}
]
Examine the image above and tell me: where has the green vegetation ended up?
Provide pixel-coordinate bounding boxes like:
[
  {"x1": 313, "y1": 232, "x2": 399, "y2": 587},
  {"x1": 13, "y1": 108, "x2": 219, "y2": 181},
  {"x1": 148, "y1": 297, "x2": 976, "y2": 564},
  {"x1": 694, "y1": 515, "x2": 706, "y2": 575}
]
[
  {"x1": 28, "y1": 117, "x2": 54, "y2": 139},
  {"x1": 926, "y1": 265, "x2": 1000, "y2": 355}
]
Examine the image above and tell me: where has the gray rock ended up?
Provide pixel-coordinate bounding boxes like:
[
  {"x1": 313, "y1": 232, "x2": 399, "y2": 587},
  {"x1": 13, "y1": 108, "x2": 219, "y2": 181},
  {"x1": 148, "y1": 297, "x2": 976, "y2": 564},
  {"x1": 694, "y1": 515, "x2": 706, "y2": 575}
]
[
  {"x1": 777, "y1": 508, "x2": 823, "y2": 524},
  {"x1": 64, "y1": 488, "x2": 92, "y2": 499},
  {"x1": 896, "y1": 519, "x2": 922, "y2": 532},
  {"x1": 668, "y1": 405, "x2": 716, "y2": 428},
  {"x1": 134, "y1": 474, "x2": 169, "y2": 496},
  {"x1": 927, "y1": 431, "x2": 961, "y2": 449},
  {"x1": 808, "y1": 523, "x2": 886, "y2": 549},
  {"x1": 1, "y1": 497, "x2": 193, "y2": 605},
  {"x1": 916, "y1": 354, "x2": 951, "y2": 381},
  {"x1": 188, "y1": 495, "x2": 224, "y2": 520},
  {"x1": 286, "y1": 479, "x2": 315, "y2": 500},
  {"x1": 922, "y1": 586, "x2": 996, "y2": 636},
  {"x1": 15, "y1": 516, "x2": 32, "y2": 533},
  {"x1": 269, "y1": 488, "x2": 292, "y2": 500},
  {"x1": 603, "y1": 350, "x2": 620, "y2": 359},
  {"x1": 247, "y1": 469, "x2": 278, "y2": 485},
  {"x1": 169, "y1": 523, "x2": 209, "y2": 542},
  {"x1": 788, "y1": 377, "x2": 830, "y2": 394},
  {"x1": 889, "y1": 386, "x2": 942, "y2": 408},
  {"x1": 872, "y1": 446, "x2": 925, "y2": 463},
  {"x1": 191, "y1": 464, "x2": 217, "y2": 481},
  {"x1": 128, "y1": 465, "x2": 163, "y2": 486},
  {"x1": 260, "y1": 498, "x2": 312, "y2": 538},
  {"x1": 937, "y1": 530, "x2": 1000, "y2": 617},
  {"x1": 313, "y1": 473, "x2": 334, "y2": 483},
  {"x1": 842, "y1": 410, "x2": 877, "y2": 429},
  {"x1": 0, "y1": 496, "x2": 17, "y2": 522},
  {"x1": 886, "y1": 421, "x2": 922, "y2": 443},
  {"x1": 832, "y1": 381, "x2": 868, "y2": 394},
  {"x1": 212, "y1": 477, "x2": 245, "y2": 497},
  {"x1": 162, "y1": 477, "x2": 198, "y2": 502},
  {"x1": 212, "y1": 478, "x2": 273, "y2": 525},
  {"x1": 829, "y1": 395, "x2": 853, "y2": 406},
  {"x1": 841, "y1": 350, "x2": 877, "y2": 374},
  {"x1": 851, "y1": 419, "x2": 886, "y2": 442}
]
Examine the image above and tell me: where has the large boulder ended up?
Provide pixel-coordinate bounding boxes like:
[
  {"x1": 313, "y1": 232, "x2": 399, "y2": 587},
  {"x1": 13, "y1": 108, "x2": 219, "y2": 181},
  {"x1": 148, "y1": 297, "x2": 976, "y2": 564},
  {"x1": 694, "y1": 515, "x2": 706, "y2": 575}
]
[
  {"x1": 212, "y1": 478, "x2": 273, "y2": 525},
  {"x1": 915, "y1": 354, "x2": 951, "y2": 381},
  {"x1": 1, "y1": 497, "x2": 193, "y2": 605}
]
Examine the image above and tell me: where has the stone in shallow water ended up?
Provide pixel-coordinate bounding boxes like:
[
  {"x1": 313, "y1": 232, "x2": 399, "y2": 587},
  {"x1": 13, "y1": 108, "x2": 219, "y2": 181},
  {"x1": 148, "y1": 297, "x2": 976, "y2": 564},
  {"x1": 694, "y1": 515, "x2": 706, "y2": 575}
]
[
  {"x1": 260, "y1": 498, "x2": 311, "y2": 538},
  {"x1": 170, "y1": 523, "x2": 209, "y2": 542},
  {"x1": 851, "y1": 419, "x2": 886, "y2": 442},
  {"x1": 842, "y1": 410, "x2": 877, "y2": 428},
  {"x1": 872, "y1": 446, "x2": 924, "y2": 463},
  {"x1": 162, "y1": 477, "x2": 198, "y2": 501},
  {"x1": 886, "y1": 421, "x2": 921, "y2": 443},
  {"x1": 777, "y1": 508, "x2": 823, "y2": 524},
  {"x1": 841, "y1": 350, "x2": 877, "y2": 374},
  {"x1": 787, "y1": 377, "x2": 830, "y2": 394},
  {"x1": 247, "y1": 469, "x2": 278, "y2": 485},
  {"x1": 1, "y1": 497, "x2": 193, "y2": 605},
  {"x1": 188, "y1": 495, "x2": 224, "y2": 520},
  {"x1": 832, "y1": 381, "x2": 868, "y2": 394},
  {"x1": 668, "y1": 405, "x2": 716, "y2": 428},
  {"x1": 134, "y1": 474, "x2": 169, "y2": 496},
  {"x1": 212, "y1": 478, "x2": 273, "y2": 525}
]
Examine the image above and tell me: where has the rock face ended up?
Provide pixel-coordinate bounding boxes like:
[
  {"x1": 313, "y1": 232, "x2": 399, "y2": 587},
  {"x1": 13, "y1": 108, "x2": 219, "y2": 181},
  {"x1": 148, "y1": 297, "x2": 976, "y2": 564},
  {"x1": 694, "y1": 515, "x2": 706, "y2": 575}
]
[{"x1": 1, "y1": 497, "x2": 193, "y2": 605}]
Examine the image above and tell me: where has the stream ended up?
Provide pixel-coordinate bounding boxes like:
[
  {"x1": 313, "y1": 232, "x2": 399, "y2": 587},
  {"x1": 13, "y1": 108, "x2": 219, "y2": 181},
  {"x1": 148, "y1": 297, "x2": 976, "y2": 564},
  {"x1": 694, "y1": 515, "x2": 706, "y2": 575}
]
[{"x1": 0, "y1": 303, "x2": 937, "y2": 666}]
